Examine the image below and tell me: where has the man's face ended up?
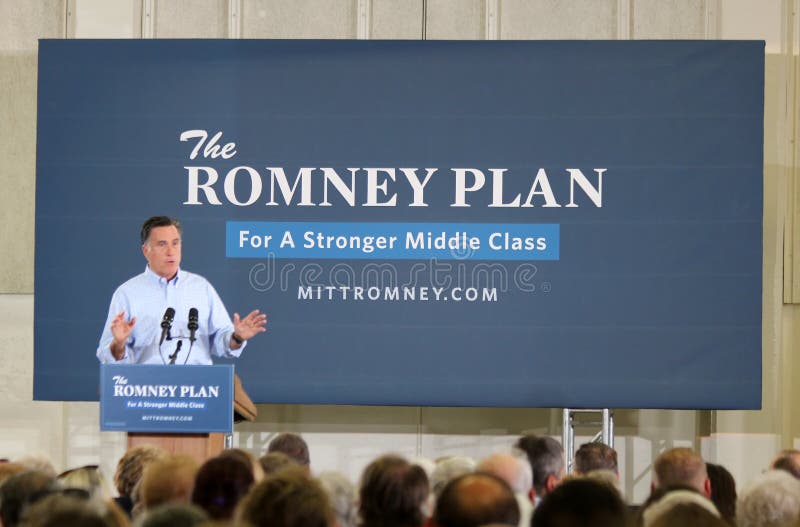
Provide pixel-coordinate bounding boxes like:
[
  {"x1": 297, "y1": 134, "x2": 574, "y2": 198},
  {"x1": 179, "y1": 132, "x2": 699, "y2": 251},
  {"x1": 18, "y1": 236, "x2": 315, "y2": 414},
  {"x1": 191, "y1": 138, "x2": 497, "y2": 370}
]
[{"x1": 142, "y1": 225, "x2": 182, "y2": 279}]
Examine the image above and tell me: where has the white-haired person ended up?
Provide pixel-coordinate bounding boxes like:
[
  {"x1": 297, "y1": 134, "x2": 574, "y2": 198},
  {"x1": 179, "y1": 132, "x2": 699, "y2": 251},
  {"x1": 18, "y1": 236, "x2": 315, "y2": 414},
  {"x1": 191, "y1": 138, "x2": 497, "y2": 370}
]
[
  {"x1": 477, "y1": 452, "x2": 534, "y2": 527},
  {"x1": 737, "y1": 470, "x2": 800, "y2": 527}
]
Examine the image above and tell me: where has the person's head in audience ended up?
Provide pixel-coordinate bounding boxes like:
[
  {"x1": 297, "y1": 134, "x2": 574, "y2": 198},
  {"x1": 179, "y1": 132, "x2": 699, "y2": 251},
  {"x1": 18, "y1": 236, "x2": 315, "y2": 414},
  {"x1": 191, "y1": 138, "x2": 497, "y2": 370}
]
[
  {"x1": 408, "y1": 456, "x2": 436, "y2": 481},
  {"x1": 17, "y1": 493, "x2": 111, "y2": 527},
  {"x1": 634, "y1": 484, "x2": 699, "y2": 526},
  {"x1": 573, "y1": 443, "x2": 618, "y2": 476},
  {"x1": 514, "y1": 435, "x2": 564, "y2": 499},
  {"x1": 15, "y1": 457, "x2": 57, "y2": 479},
  {"x1": 317, "y1": 471, "x2": 358, "y2": 527},
  {"x1": 477, "y1": 453, "x2": 533, "y2": 496},
  {"x1": 705, "y1": 462, "x2": 736, "y2": 525},
  {"x1": 113, "y1": 445, "x2": 168, "y2": 516},
  {"x1": 134, "y1": 503, "x2": 209, "y2": 527},
  {"x1": 236, "y1": 466, "x2": 335, "y2": 527},
  {"x1": 573, "y1": 470, "x2": 623, "y2": 496},
  {"x1": 101, "y1": 499, "x2": 131, "y2": 527},
  {"x1": 191, "y1": 455, "x2": 254, "y2": 521},
  {"x1": 139, "y1": 455, "x2": 199, "y2": 512},
  {"x1": 218, "y1": 448, "x2": 264, "y2": 482},
  {"x1": 0, "y1": 462, "x2": 25, "y2": 486},
  {"x1": 433, "y1": 472, "x2": 520, "y2": 527},
  {"x1": 359, "y1": 454, "x2": 430, "y2": 527},
  {"x1": 57, "y1": 464, "x2": 113, "y2": 501},
  {"x1": 736, "y1": 470, "x2": 800, "y2": 527},
  {"x1": 258, "y1": 452, "x2": 294, "y2": 475},
  {"x1": 430, "y1": 456, "x2": 476, "y2": 499},
  {"x1": 648, "y1": 503, "x2": 729, "y2": 527},
  {"x1": 640, "y1": 488, "x2": 720, "y2": 527},
  {"x1": 652, "y1": 448, "x2": 711, "y2": 498},
  {"x1": 267, "y1": 433, "x2": 310, "y2": 469},
  {"x1": 531, "y1": 478, "x2": 627, "y2": 527},
  {"x1": 770, "y1": 449, "x2": 800, "y2": 479},
  {"x1": 478, "y1": 452, "x2": 534, "y2": 527},
  {"x1": 0, "y1": 470, "x2": 60, "y2": 527}
]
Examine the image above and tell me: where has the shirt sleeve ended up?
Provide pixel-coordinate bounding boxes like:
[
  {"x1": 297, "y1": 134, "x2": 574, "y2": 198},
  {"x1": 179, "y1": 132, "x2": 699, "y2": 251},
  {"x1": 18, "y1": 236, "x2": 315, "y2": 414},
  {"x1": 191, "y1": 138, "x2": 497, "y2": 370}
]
[
  {"x1": 205, "y1": 280, "x2": 246, "y2": 359},
  {"x1": 96, "y1": 288, "x2": 135, "y2": 364}
]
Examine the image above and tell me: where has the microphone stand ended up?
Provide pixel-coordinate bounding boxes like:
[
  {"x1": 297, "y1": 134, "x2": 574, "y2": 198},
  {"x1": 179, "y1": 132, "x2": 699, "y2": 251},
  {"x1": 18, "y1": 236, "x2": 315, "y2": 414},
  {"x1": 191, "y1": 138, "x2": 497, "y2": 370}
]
[{"x1": 168, "y1": 340, "x2": 182, "y2": 365}]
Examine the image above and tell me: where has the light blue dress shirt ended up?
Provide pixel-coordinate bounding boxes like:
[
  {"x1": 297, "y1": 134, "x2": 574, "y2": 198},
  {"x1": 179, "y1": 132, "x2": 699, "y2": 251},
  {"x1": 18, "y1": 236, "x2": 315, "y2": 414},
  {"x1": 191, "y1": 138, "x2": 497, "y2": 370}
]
[{"x1": 97, "y1": 266, "x2": 245, "y2": 364}]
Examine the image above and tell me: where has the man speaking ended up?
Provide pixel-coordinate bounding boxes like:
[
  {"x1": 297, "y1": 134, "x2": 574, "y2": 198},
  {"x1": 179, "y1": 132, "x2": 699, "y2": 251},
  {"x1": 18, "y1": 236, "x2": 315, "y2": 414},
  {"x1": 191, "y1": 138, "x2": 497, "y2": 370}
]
[{"x1": 97, "y1": 216, "x2": 267, "y2": 365}]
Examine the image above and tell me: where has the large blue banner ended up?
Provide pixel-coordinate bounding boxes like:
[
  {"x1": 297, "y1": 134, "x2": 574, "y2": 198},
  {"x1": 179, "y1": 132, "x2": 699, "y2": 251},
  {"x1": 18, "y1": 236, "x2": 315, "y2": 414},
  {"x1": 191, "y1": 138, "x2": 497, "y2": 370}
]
[{"x1": 35, "y1": 40, "x2": 764, "y2": 408}]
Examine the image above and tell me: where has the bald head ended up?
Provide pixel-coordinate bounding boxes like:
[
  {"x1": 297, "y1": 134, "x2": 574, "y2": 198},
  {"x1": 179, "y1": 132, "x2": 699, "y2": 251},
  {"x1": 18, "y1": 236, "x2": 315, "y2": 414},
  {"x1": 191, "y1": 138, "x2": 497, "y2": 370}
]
[
  {"x1": 652, "y1": 448, "x2": 710, "y2": 497},
  {"x1": 434, "y1": 473, "x2": 520, "y2": 527}
]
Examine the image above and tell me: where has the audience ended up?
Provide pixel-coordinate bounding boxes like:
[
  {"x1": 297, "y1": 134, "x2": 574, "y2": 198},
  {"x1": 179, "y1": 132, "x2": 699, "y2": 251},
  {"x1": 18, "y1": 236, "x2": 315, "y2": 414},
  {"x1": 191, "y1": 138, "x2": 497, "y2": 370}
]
[
  {"x1": 266, "y1": 433, "x2": 310, "y2": 469},
  {"x1": 8, "y1": 434, "x2": 800, "y2": 527},
  {"x1": 15, "y1": 457, "x2": 57, "y2": 479},
  {"x1": 0, "y1": 470, "x2": 60, "y2": 527},
  {"x1": 737, "y1": 470, "x2": 800, "y2": 527},
  {"x1": 515, "y1": 435, "x2": 564, "y2": 504},
  {"x1": 113, "y1": 445, "x2": 168, "y2": 517},
  {"x1": 652, "y1": 447, "x2": 711, "y2": 498},
  {"x1": 191, "y1": 455, "x2": 254, "y2": 521},
  {"x1": 412, "y1": 457, "x2": 436, "y2": 481},
  {"x1": 57, "y1": 464, "x2": 113, "y2": 501},
  {"x1": 358, "y1": 454, "x2": 430, "y2": 527},
  {"x1": 429, "y1": 456, "x2": 476, "y2": 499},
  {"x1": 640, "y1": 488, "x2": 720, "y2": 527},
  {"x1": 477, "y1": 452, "x2": 533, "y2": 527},
  {"x1": 138, "y1": 455, "x2": 199, "y2": 512},
  {"x1": 0, "y1": 462, "x2": 25, "y2": 486},
  {"x1": 573, "y1": 443, "x2": 618, "y2": 476},
  {"x1": 570, "y1": 469, "x2": 623, "y2": 496},
  {"x1": 706, "y1": 462, "x2": 737, "y2": 525},
  {"x1": 17, "y1": 493, "x2": 124, "y2": 527},
  {"x1": 770, "y1": 449, "x2": 800, "y2": 480},
  {"x1": 219, "y1": 448, "x2": 265, "y2": 482},
  {"x1": 235, "y1": 465, "x2": 335, "y2": 527},
  {"x1": 647, "y1": 502, "x2": 728, "y2": 527},
  {"x1": 258, "y1": 451, "x2": 295, "y2": 475},
  {"x1": 317, "y1": 471, "x2": 358, "y2": 527},
  {"x1": 531, "y1": 478, "x2": 628, "y2": 527},
  {"x1": 133, "y1": 503, "x2": 208, "y2": 527},
  {"x1": 433, "y1": 472, "x2": 520, "y2": 527}
]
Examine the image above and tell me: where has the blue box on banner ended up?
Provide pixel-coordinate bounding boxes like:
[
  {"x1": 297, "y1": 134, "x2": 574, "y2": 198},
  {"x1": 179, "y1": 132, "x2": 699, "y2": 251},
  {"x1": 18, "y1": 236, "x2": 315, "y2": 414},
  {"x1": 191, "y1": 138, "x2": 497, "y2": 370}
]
[{"x1": 100, "y1": 365, "x2": 233, "y2": 433}]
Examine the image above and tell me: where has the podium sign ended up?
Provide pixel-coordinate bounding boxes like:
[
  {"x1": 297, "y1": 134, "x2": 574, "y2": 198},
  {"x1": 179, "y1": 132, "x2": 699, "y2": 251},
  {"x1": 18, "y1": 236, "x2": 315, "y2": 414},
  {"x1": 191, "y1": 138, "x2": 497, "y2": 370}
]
[{"x1": 100, "y1": 365, "x2": 233, "y2": 433}]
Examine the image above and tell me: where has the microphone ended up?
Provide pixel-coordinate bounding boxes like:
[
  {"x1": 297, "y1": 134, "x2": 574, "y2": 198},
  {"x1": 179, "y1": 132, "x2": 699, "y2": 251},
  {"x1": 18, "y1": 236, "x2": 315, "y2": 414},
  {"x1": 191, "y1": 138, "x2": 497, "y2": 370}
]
[
  {"x1": 168, "y1": 340, "x2": 182, "y2": 365},
  {"x1": 188, "y1": 308, "x2": 198, "y2": 343},
  {"x1": 159, "y1": 307, "x2": 175, "y2": 345}
]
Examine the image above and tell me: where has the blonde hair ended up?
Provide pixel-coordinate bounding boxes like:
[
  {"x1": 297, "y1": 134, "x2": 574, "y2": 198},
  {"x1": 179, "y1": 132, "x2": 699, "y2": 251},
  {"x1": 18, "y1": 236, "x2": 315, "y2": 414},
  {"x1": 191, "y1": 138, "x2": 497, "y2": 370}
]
[
  {"x1": 58, "y1": 465, "x2": 113, "y2": 501},
  {"x1": 114, "y1": 446, "x2": 169, "y2": 498}
]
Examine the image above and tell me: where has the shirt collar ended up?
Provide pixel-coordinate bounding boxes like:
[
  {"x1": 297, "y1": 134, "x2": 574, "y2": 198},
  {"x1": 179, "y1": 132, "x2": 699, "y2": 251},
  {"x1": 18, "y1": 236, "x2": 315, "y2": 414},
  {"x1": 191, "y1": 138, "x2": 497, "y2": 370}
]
[{"x1": 144, "y1": 265, "x2": 182, "y2": 286}]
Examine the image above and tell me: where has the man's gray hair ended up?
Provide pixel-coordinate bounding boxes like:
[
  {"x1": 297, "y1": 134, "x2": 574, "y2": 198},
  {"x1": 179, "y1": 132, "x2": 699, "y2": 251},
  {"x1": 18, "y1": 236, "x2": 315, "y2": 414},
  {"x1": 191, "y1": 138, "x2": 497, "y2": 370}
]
[
  {"x1": 477, "y1": 452, "x2": 532, "y2": 495},
  {"x1": 737, "y1": 469, "x2": 800, "y2": 527},
  {"x1": 317, "y1": 471, "x2": 357, "y2": 527},
  {"x1": 510, "y1": 452, "x2": 533, "y2": 495},
  {"x1": 515, "y1": 435, "x2": 564, "y2": 494},
  {"x1": 430, "y1": 456, "x2": 476, "y2": 498}
]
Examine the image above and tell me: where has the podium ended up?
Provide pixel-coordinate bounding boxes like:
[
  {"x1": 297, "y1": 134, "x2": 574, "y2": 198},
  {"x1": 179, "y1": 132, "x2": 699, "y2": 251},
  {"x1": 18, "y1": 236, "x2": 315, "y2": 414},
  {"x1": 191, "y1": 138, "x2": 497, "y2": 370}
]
[
  {"x1": 101, "y1": 365, "x2": 257, "y2": 463},
  {"x1": 127, "y1": 432, "x2": 225, "y2": 463}
]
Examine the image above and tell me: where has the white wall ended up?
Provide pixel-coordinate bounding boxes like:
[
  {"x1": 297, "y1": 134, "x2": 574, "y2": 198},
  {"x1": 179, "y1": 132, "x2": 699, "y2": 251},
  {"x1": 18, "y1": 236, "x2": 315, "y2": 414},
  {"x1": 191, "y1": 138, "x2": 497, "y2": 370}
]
[{"x1": 1, "y1": 0, "x2": 797, "y2": 504}]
